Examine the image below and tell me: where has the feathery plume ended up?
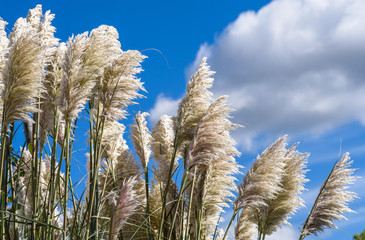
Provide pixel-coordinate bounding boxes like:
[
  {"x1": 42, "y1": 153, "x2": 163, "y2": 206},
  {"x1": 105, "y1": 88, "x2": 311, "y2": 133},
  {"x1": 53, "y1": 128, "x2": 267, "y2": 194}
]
[
  {"x1": 234, "y1": 136, "x2": 287, "y2": 212},
  {"x1": 98, "y1": 120, "x2": 146, "y2": 239},
  {"x1": 259, "y1": 143, "x2": 309, "y2": 235},
  {"x1": 42, "y1": 37, "x2": 65, "y2": 109},
  {"x1": 175, "y1": 57, "x2": 214, "y2": 151},
  {"x1": 99, "y1": 50, "x2": 146, "y2": 121},
  {"x1": 101, "y1": 121, "x2": 128, "y2": 162},
  {"x1": 188, "y1": 96, "x2": 241, "y2": 238},
  {"x1": 130, "y1": 112, "x2": 152, "y2": 171},
  {"x1": 0, "y1": 18, "x2": 9, "y2": 126},
  {"x1": 26, "y1": 5, "x2": 42, "y2": 29},
  {"x1": 58, "y1": 32, "x2": 92, "y2": 122},
  {"x1": 39, "y1": 9, "x2": 59, "y2": 64},
  {"x1": 110, "y1": 177, "x2": 140, "y2": 240},
  {"x1": 17, "y1": 148, "x2": 64, "y2": 217},
  {"x1": 299, "y1": 153, "x2": 358, "y2": 239},
  {"x1": 40, "y1": 43, "x2": 67, "y2": 142},
  {"x1": 2, "y1": 17, "x2": 43, "y2": 126},
  {"x1": 84, "y1": 25, "x2": 122, "y2": 80},
  {"x1": 151, "y1": 114, "x2": 176, "y2": 184},
  {"x1": 26, "y1": 5, "x2": 42, "y2": 25},
  {"x1": 235, "y1": 208, "x2": 257, "y2": 240},
  {"x1": 0, "y1": 18, "x2": 9, "y2": 79},
  {"x1": 26, "y1": 5, "x2": 59, "y2": 64},
  {"x1": 98, "y1": 121, "x2": 145, "y2": 203}
]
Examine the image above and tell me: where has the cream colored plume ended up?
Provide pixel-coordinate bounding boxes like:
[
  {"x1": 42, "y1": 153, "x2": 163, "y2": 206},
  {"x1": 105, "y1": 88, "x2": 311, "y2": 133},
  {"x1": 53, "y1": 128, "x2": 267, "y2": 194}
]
[
  {"x1": 151, "y1": 114, "x2": 176, "y2": 184},
  {"x1": 40, "y1": 43, "x2": 67, "y2": 143},
  {"x1": 26, "y1": 5, "x2": 42, "y2": 28},
  {"x1": 2, "y1": 17, "x2": 43, "y2": 126},
  {"x1": 234, "y1": 136, "x2": 287, "y2": 212},
  {"x1": 58, "y1": 32, "x2": 91, "y2": 122},
  {"x1": 175, "y1": 57, "x2": 214, "y2": 150},
  {"x1": 299, "y1": 153, "x2": 358, "y2": 239},
  {"x1": 130, "y1": 112, "x2": 152, "y2": 171},
  {"x1": 101, "y1": 121, "x2": 128, "y2": 163},
  {"x1": 17, "y1": 148, "x2": 64, "y2": 218},
  {"x1": 0, "y1": 18, "x2": 9, "y2": 79},
  {"x1": 110, "y1": 177, "x2": 140, "y2": 240},
  {"x1": 98, "y1": 120, "x2": 146, "y2": 239},
  {"x1": 150, "y1": 115, "x2": 179, "y2": 232},
  {"x1": 0, "y1": 18, "x2": 9, "y2": 126},
  {"x1": 25, "y1": 5, "x2": 59, "y2": 66},
  {"x1": 188, "y1": 96, "x2": 241, "y2": 238},
  {"x1": 42, "y1": 33, "x2": 65, "y2": 109},
  {"x1": 99, "y1": 50, "x2": 146, "y2": 121},
  {"x1": 98, "y1": 120, "x2": 145, "y2": 204},
  {"x1": 259, "y1": 143, "x2": 309, "y2": 235},
  {"x1": 235, "y1": 208, "x2": 257, "y2": 240},
  {"x1": 83, "y1": 25, "x2": 122, "y2": 104},
  {"x1": 39, "y1": 9, "x2": 60, "y2": 64},
  {"x1": 84, "y1": 25, "x2": 122, "y2": 79}
]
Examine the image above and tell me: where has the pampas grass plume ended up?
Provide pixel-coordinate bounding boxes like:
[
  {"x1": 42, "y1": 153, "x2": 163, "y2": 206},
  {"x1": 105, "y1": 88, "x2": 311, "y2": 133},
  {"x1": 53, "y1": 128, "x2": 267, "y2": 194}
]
[
  {"x1": 299, "y1": 152, "x2": 358, "y2": 239},
  {"x1": 176, "y1": 57, "x2": 214, "y2": 147},
  {"x1": 110, "y1": 177, "x2": 140, "y2": 240},
  {"x1": 130, "y1": 111, "x2": 152, "y2": 171},
  {"x1": 188, "y1": 96, "x2": 241, "y2": 237},
  {"x1": 2, "y1": 17, "x2": 43, "y2": 126}
]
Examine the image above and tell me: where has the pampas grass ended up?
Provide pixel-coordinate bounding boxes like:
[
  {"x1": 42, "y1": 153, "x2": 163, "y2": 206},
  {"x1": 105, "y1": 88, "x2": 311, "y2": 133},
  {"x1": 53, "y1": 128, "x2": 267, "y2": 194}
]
[
  {"x1": 187, "y1": 96, "x2": 240, "y2": 239},
  {"x1": 299, "y1": 153, "x2": 358, "y2": 240},
  {"x1": 0, "y1": 5, "x2": 359, "y2": 240}
]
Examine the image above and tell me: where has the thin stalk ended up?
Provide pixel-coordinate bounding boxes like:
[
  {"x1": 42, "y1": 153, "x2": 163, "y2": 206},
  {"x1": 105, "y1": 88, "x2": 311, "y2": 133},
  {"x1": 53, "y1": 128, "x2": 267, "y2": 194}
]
[
  {"x1": 0, "y1": 129, "x2": 6, "y2": 239},
  {"x1": 63, "y1": 120, "x2": 72, "y2": 240},
  {"x1": 221, "y1": 210, "x2": 237, "y2": 240},
  {"x1": 1, "y1": 123, "x2": 14, "y2": 237},
  {"x1": 50, "y1": 122, "x2": 68, "y2": 238},
  {"x1": 212, "y1": 213, "x2": 222, "y2": 240},
  {"x1": 31, "y1": 97, "x2": 41, "y2": 240},
  {"x1": 85, "y1": 100, "x2": 94, "y2": 240},
  {"x1": 91, "y1": 102, "x2": 104, "y2": 239},
  {"x1": 5, "y1": 124, "x2": 15, "y2": 238},
  {"x1": 86, "y1": 104, "x2": 106, "y2": 240},
  {"x1": 157, "y1": 132, "x2": 180, "y2": 240},
  {"x1": 47, "y1": 109, "x2": 60, "y2": 240},
  {"x1": 144, "y1": 167, "x2": 151, "y2": 239},
  {"x1": 0, "y1": 104, "x2": 7, "y2": 238},
  {"x1": 12, "y1": 143, "x2": 26, "y2": 239},
  {"x1": 168, "y1": 170, "x2": 190, "y2": 239},
  {"x1": 108, "y1": 204, "x2": 115, "y2": 240},
  {"x1": 185, "y1": 166, "x2": 197, "y2": 240}
]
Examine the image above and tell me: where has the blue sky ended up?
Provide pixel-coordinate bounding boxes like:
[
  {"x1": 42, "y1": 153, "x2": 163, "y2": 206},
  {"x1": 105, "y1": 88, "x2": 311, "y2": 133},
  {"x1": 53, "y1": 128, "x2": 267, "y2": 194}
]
[{"x1": 1, "y1": 0, "x2": 365, "y2": 239}]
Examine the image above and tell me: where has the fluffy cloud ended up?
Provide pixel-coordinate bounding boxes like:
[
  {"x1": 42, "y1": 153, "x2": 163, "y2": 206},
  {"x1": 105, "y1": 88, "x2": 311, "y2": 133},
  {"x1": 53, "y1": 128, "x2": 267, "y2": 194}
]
[
  {"x1": 266, "y1": 225, "x2": 299, "y2": 240},
  {"x1": 149, "y1": 94, "x2": 180, "y2": 122},
  {"x1": 186, "y1": 0, "x2": 365, "y2": 150}
]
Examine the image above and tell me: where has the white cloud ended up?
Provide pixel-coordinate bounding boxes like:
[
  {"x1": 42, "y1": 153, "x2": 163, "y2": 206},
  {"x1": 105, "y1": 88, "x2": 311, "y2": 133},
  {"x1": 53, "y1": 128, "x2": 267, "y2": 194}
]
[
  {"x1": 188, "y1": 0, "x2": 365, "y2": 150},
  {"x1": 266, "y1": 225, "x2": 299, "y2": 240},
  {"x1": 149, "y1": 94, "x2": 180, "y2": 122}
]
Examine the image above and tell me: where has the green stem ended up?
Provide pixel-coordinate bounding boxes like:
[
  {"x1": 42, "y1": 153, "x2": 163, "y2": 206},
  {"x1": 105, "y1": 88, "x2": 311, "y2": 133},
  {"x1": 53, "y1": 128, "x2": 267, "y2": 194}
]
[
  {"x1": 0, "y1": 128, "x2": 7, "y2": 239},
  {"x1": 47, "y1": 110, "x2": 60, "y2": 240},
  {"x1": 221, "y1": 210, "x2": 237, "y2": 240},
  {"x1": 63, "y1": 120, "x2": 72, "y2": 240},
  {"x1": 157, "y1": 132, "x2": 180, "y2": 240},
  {"x1": 168, "y1": 169, "x2": 190, "y2": 240},
  {"x1": 185, "y1": 166, "x2": 197, "y2": 240},
  {"x1": 144, "y1": 167, "x2": 151, "y2": 239}
]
